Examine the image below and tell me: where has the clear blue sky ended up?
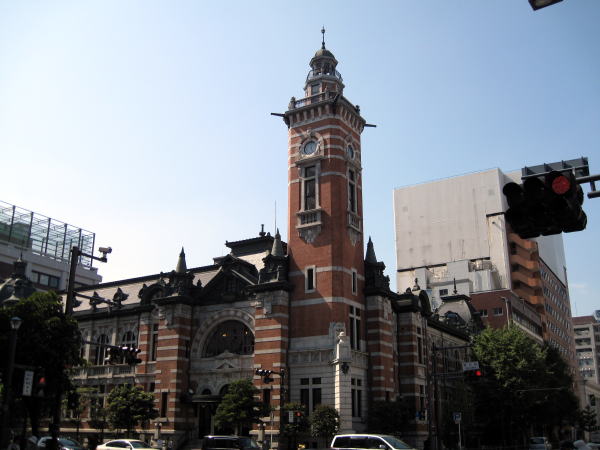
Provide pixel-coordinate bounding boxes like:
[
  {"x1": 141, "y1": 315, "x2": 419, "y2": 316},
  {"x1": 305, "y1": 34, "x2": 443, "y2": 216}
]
[{"x1": 1, "y1": 1, "x2": 598, "y2": 316}]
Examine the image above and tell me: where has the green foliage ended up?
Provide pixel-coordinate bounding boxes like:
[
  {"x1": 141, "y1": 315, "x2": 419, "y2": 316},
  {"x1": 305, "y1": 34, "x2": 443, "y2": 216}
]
[
  {"x1": 213, "y1": 379, "x2": 262, "y2": 435},
  {"x1": 0, "y1": 291, "x2": 84, "y2": 436},
  {"x1": 471, "y1": 325, "x2": 579, "y2": 446},
  {"x1": 106, "y1": 384, "x2": 158, "y2": 435},
  {"x1": 282, "y1": 402, "x2": 309, "y2": 437},
  {"x1": 578, "y1": 405, "x2": 598, "y2": 433},
  {"x1": 309, "y1": 404, "x2": 340, "y2": 444}
]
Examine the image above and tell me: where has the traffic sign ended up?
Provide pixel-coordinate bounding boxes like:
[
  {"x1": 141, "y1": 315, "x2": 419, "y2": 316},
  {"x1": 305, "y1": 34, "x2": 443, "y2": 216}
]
[
  {"x1": 453, "y1": 412, "x2": 461, "y2": 424},
  {"x1": 22, "y1": 370, "x2": 34, "y2": 396},
  {"x1": 462, "y1": 361, "x2": 480, "y2": 371}
]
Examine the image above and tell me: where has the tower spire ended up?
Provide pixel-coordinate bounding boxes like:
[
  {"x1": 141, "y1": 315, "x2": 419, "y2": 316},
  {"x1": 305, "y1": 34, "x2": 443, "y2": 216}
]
[{"x1": 321, "y1": 26, "x2": 326, "y2": 49}]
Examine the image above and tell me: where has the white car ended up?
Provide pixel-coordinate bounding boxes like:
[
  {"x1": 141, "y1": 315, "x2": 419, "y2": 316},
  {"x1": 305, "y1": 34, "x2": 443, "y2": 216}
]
[
  {"x1": 96, "y1": 440, "x2": 156, "y2": 450},
  {"x1": 330, "y1": 434, "x2": 416, "y2": 450}
]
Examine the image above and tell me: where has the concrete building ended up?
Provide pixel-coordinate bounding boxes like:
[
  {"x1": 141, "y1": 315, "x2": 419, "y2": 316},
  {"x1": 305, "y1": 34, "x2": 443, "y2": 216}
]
[
  {"x1": 573, "y1": 315, "x2": 600, "y2": 383},
  {"x1": 393, "y1": 169, "x2": 576, "y2": 365},
  {"x1": 0, "y1": 200, "x2": 102, "y2": 290}
]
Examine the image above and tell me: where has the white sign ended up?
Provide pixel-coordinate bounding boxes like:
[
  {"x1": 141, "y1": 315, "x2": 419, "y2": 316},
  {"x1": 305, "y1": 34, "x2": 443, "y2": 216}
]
[
  {"x1": 462, "y1": 361, "x2": 480, "y2": 371},
  {"x1": 22, "y1": 370, "x2": 34, "y2": 396},
  {"x1": 288, "y1": 411, "x2": 294, "y2": 423}
]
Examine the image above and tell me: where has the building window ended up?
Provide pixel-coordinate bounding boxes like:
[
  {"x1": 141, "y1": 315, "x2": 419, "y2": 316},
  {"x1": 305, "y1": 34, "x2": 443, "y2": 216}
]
[
  {"x1": 311, "y1": 84, "x2": 320, "y2": 96},
  {"x1": 31, "y1": 270, "x2": 60, "y2": 289},
  {"x1": 439, "y1": 288, "x2": 448, "y2": 296},
  {"x1": 161, "y1": 392, "x2": 168, "y2": 417},
  {"x1": 480, "y1": 309, "x2": 488, "y2": 318},
  {"x1": 303, "y1": 166, "x2": 317, "y2": 210},
  {"x1": 348, "y1": 169, "x2": 357, "y2": 213},
  {"x1": 305, "y1": 266, "x2": 316, "y2": 292},
  {"x1": 510, "y1": 242, "x2": 517, "y2": 255},
  {"x1": 300, "y1": 378, "x2": 322, "y2": 413},
  {"x1": 151, "y1": 324, "x2": 159, "y2": 362},
  {"x1": 349, "y1": 306, "x2": 361, "y2": 350},
  {"x1": 351, "y1": 378, "x2": 362, "y2": 418},
  {"x1": 263, "y1": 388, "x2": 271, "y2": 409},
  {"x1": 93, "y1": 334, "x2": 110, "y2": 366},
  {"x1": 351, "y1": 270, "x2": 357, "y2": 295},
  {"x1": 493, "y1": 307, "x2": 503, "y2": 316},
  {"x1": 204, "y1": 321, "x2": 255, "y2": 357},
  {"x1": 417, "y1": 337, "x2": 423, "y2": 364}
]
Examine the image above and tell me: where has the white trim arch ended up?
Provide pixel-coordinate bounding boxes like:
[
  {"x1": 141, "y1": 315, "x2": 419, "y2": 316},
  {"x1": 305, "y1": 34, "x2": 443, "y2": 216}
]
[{"x1": 191, "y1": 308, "x2": 255, "y2": 358}]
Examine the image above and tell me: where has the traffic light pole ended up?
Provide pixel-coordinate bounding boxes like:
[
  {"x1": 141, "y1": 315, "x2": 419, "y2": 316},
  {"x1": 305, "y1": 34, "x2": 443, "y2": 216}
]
[{"x1": 48, "y1": 245, "x2": 111, "y2": 450}]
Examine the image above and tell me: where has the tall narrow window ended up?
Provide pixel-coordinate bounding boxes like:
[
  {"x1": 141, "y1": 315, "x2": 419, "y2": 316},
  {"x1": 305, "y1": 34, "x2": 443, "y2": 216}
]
[
  {"x1": 94, "y1": 334, "x2": 110, "y2": 366},
  {"x1": 348, "y1": 169, "x2": 357, "y2": 213},
  {"x1": 161, "y1": 392, "x2": 168, "y2": 417},
  {"x1": 351, "y1": 378, "x2": 362, "y2": 417},
  {"x1": 306, "y1": 266, "x2": 316, "y2": 292},
  {"x1": 151, "y1": 324, "x2": 159, "y2": 361},
  {"x1": 263, "y1": 388, "x2": 271, "y2": 410},
  {"x1": 304, "y1": 166, "x2": 317, "y2": 210},
  {"x1": 351, "y1": 270, "x2": 357, "y2": 295},
  {"x1": 349, "y1": 307, "x2": 361, "y2": 350}
]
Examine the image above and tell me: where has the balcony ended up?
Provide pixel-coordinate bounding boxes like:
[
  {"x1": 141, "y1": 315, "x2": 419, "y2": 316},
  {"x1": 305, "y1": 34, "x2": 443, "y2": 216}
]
[
  {"x1": 297, "y1": 209, "x2": 322, "y2": 227},
  {"x1": 348, "y1": 212, "x2": 361, "y2": 232},
  {"x1": 306, "y1": 69, "x2": 343, "y2": 83},
  {"x1": 71, "y1": 364, "x2": 135, "y2": 380},
  {"x1": 290, "y1": 91, "x2": 338, "y2": 109}
]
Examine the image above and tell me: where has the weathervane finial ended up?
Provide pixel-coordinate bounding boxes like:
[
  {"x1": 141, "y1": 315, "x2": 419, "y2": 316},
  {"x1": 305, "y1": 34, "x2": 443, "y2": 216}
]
[{"x1": 321, "y1": 26, "x2": 326, "y2": 49}]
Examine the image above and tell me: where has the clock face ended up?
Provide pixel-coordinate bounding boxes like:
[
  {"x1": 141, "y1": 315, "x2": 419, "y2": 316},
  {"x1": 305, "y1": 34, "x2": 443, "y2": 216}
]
[
  {"x1": 302, "y1": 141, "x2": 317, "y2": 156},
  {"x1": 347, "y1": 144, "x2": 355, "y2": 160}
]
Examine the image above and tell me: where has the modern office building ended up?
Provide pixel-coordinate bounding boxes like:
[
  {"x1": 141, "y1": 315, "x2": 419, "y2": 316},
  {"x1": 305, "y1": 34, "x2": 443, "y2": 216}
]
[
  {"x1": 393, "y1": 169, "x2": 576, "y2": 365},
  {"x1": 0, "y1": 200, "x2": 103, "y2": 290},
  {"x1": 573, "y1": 315, "x2": 600, "y2": 383}
]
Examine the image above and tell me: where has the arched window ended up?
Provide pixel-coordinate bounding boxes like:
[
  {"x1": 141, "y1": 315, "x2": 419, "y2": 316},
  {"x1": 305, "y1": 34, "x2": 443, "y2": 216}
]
[
  {"x1": 94, "y1": 334, "x2": 110, "y2": 365},
  {"x1": 203, "y1": 321, "x2": 254, "y2": 357},
  {"x1": 121, "y1": 330, "x2": 136, "y2": 348}
]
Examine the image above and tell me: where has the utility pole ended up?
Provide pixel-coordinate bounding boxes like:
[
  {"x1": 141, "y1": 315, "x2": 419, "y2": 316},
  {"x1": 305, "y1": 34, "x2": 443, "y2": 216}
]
[{"x1": 48, "y1": 245, "x2": 111, "y2": 450}]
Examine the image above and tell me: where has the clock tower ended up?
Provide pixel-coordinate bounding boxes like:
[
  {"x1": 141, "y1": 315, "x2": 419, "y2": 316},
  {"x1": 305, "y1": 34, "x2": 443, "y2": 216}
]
[{"x1": 283, "y1": 31, "x2": 368, "y2": 431}]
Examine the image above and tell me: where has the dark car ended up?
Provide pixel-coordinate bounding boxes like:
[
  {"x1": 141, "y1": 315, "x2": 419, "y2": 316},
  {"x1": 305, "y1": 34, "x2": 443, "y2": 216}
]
[
  {"x1": 37, "y1": 437, "x2": 84, "y2": 450},
  {"x1": 201, "y1": 436, "x2": 259, "y2": 450}
]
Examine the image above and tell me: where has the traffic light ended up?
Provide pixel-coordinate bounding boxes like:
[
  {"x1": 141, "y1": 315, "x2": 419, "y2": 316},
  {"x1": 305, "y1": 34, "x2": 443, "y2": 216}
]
[
  {"x1": 34, "y1": 371, "x2": 47, "y2": 397},
  {"x1": 255, "y1": 369, "x2": 274, "y2": 383},
  {"x1": 503, "y1": 170, "x2": 586, "y2": 239},
  {"x1": 104, "y1": 347, "x2": 122, "y2": 365},
  {"x1": 464, "y1": 368, "x2": 483, "y2": 379},
  {"x1": 294, "y1": 411, "x2": 304, "y2": 420},
  {"x1": 122, "y1": 346, "x2": 142, "y2": 365}
]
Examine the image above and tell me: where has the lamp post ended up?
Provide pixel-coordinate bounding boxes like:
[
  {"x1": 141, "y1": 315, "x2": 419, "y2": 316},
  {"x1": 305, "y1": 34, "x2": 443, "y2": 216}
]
[{"x1": 0, "y1": 316, "x2": 23, "y2": 449}]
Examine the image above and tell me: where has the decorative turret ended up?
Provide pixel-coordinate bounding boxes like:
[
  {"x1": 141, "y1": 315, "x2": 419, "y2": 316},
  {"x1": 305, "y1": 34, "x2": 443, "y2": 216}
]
[
  {"x1": 258, "y1": 229, "x2": 289, "y2": 284},
  {"x1": 364, "y1": 237, "x2": 390, "y2": 293},
  {"x1": 304, "y1": 27, "x2": 344, "y2": 97}
]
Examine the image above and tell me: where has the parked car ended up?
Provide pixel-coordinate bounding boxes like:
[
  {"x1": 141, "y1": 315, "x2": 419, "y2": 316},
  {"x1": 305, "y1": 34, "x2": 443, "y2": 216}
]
[
  {"x1": 529, "y1": 437, "x2": 552, "y2": 450},
  {"x1": 37, "y1": 437, "x2": 84, "y2": 450},
  {"x1": 201, "y1": 436, "x2": 259, "y2": 450},
  {"x1": 330, "y1": 434, "x2": 416, "y2": 450},
  {"x1": 96, "y1": 440, "x2": 155, "y2": 449}
]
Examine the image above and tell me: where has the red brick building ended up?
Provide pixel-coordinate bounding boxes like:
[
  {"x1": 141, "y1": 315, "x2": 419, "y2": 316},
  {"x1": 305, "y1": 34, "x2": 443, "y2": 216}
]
[{"x1": 55, "y1": 39, "x2": 471, "y2": 450}]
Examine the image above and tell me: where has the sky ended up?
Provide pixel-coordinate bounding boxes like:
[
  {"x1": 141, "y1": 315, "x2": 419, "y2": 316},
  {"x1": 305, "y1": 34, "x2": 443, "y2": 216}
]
[{"x1": 1, "y1": 1, "x2": 598, "y2": 317}]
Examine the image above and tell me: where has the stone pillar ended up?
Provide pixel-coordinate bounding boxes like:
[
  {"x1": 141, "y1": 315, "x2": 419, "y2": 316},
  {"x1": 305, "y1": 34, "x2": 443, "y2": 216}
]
[{"x1": 333, "y1": 331, "x2": 353, "y2": 432}]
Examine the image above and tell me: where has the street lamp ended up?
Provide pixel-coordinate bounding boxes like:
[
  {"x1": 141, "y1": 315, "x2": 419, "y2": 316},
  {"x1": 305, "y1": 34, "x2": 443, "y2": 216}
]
[
  {"x1": 0, "y1": 316, "x2": 23, "y2": 449},
  {"x1": 529, "y1": 0, "x2": 563, "y2": 10}
]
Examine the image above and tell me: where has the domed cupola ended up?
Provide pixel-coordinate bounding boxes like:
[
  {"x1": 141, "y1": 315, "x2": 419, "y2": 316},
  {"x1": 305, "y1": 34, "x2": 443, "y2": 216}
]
[{"x1": 304, "y1": 27, "x2": 344, "y2": 97}]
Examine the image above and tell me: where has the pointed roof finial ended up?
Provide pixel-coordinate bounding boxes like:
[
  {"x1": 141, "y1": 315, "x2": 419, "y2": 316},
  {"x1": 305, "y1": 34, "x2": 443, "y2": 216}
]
[
  {"x1": 321, "y1": 26, "x2": 326, "y2": 49},
  {"x1": 365, "y1": 236, "x2": 378, "y2": 263},
  {"x1": 176, "y1": 247, "x2": 187, "y2": 274},
  {"x1": 271, "y1": 229, "x2": 285, "y2": 257}
]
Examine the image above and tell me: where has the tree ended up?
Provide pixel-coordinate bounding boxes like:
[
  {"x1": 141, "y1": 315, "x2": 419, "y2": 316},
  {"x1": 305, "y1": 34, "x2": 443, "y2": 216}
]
[
  {"x1": 0, "y1": 291, "x2": 84, "y2": 437},
  {"x1": 578, "y1": 405, "x2": 597, "y2": 435},
  {"x1": 213, "y1": 379, "x2": 262, "y2": 435},
  {"x1": 310, "y1": 405, "x2": 340, "y2": 447},
  {"x1": 471, "y1": 325, "x2": 578, "y2": 446},
  {"x1": 106, "y1": 385, "x2": 158, "y2": 436}
]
